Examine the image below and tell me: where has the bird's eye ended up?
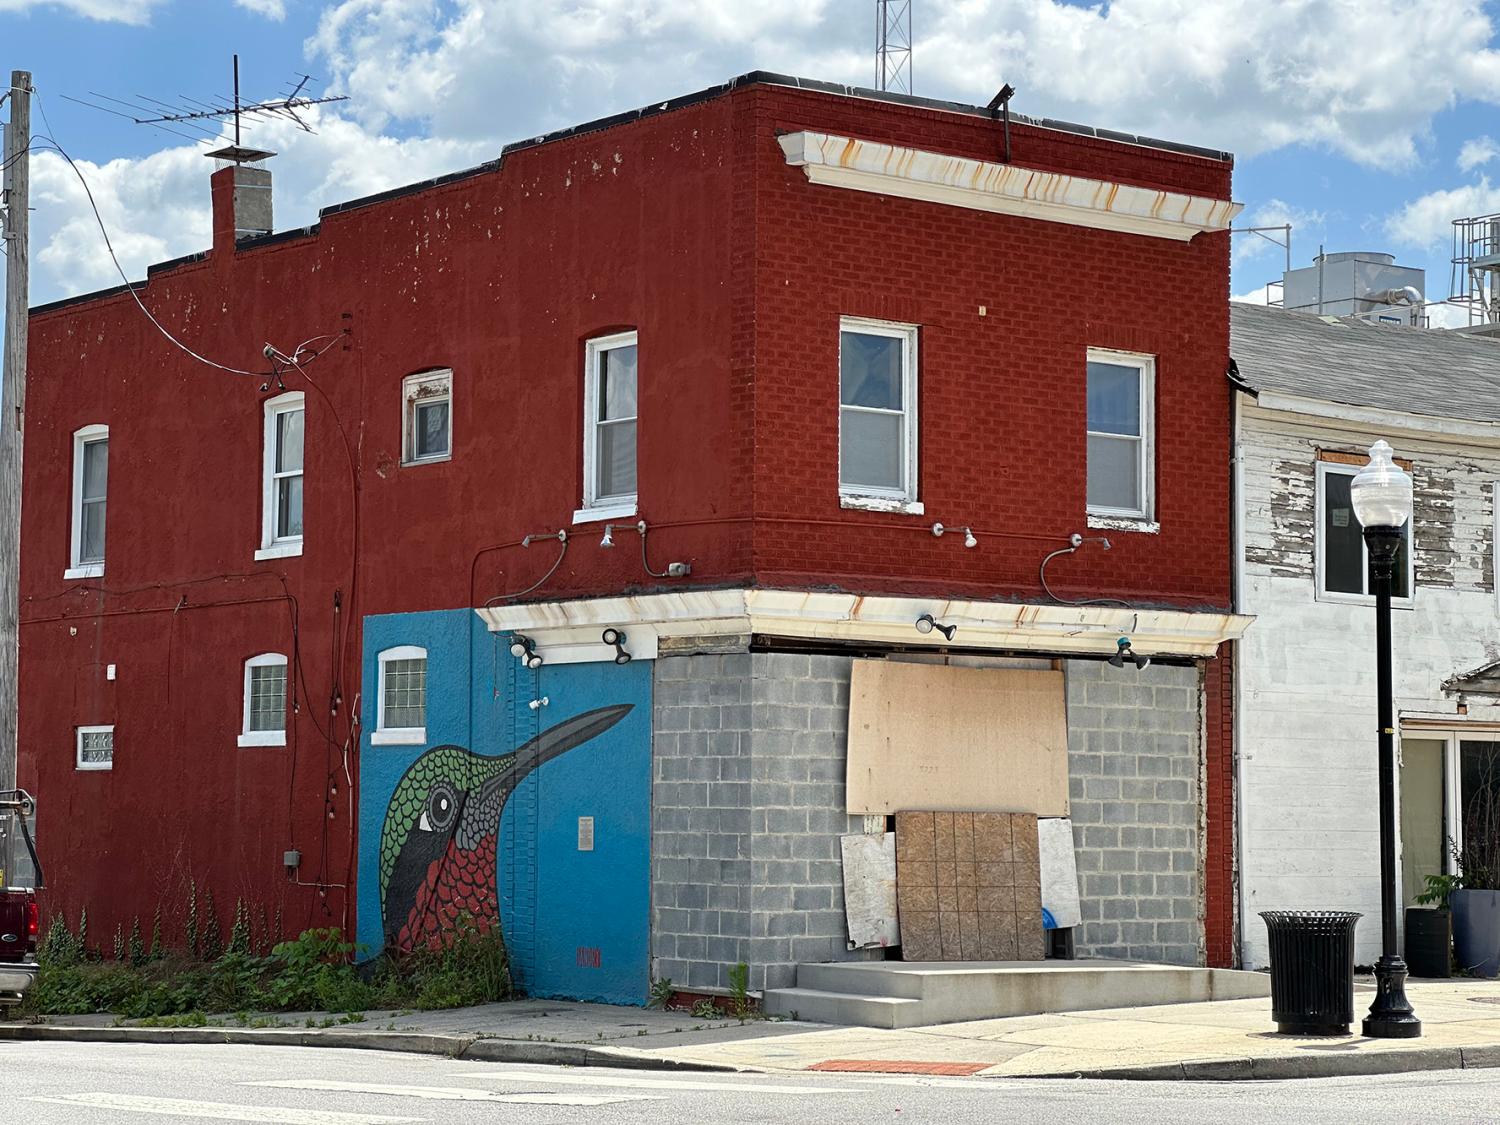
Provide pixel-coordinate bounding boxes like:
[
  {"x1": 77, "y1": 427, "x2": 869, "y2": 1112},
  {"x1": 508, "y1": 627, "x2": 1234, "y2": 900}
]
[{"x1": 420, "y1": 783, "x2": 459, "y2": 833}]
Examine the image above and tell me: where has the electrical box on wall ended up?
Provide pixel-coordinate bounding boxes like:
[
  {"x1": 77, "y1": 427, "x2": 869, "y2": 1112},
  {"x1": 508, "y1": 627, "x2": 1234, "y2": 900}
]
[{"x1": 577, "y1": 817, "x2": 594, "y2": 852}]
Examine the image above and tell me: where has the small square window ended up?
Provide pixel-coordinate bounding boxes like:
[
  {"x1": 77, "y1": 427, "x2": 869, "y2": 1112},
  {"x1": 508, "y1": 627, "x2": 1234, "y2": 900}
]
[
  {"x1": 373, "y1": 645, "x2": 428, "y2": 745},
  {"x1": 403, "y1": 370, "x2": 453, "y2": 465},
  {"x1": 1316, "y1": 460, "x2": 1414, "y2": 604},
  {"x1": 76, "y1": 725, "x2": 114, "y2": 771}
]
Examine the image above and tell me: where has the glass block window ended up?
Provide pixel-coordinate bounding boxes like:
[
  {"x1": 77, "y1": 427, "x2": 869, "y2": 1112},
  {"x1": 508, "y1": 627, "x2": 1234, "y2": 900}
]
[
  {"x1": 375, "y1": 646, "x2": 428, "y2": 744},
  {"x1": 76, "y1": 726, "x2": 114, "y2": 771}
]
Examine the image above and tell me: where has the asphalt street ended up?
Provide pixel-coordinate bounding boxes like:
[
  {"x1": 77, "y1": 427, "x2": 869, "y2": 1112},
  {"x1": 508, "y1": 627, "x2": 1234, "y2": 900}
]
[{"x1": 9, "y1": 1041, "x2": 1500, "y2": 1124}]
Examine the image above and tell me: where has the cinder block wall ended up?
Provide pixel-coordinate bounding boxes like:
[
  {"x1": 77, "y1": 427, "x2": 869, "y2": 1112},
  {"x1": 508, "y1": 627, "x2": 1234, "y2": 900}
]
[
  {"x1": 652, "y1": 651, "x2": 879, "y2": 992},
  {"x1": 1065, "y1": 659, "x2": 1204, "y2": 965}
]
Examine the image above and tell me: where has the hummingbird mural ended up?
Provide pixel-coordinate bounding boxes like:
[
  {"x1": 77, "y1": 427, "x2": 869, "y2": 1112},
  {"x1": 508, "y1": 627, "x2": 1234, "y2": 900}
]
[{"x1": 378, "y1": 704, "x2": 633, "y2": 952}]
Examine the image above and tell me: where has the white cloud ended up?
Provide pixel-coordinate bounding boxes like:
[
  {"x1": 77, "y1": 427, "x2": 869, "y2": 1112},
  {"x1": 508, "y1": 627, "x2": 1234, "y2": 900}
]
[
  {"x1": 1386, "y1": 177, "x2": 1500, "y2": 250},
  {"x1": 1459, "y1": 136, "x2": 1500, "y2": 171},
  {"x1": 29, "y1": 108, "x2": 492, "y2": 300},
  {"x1": 235, "y1": 0, "x2": 286, "y2": 18},
  {"x1": 0, "y1": 0, "x2": 165, "y2": 21},
  {"x1": 299, "y1": 0, "x2": 1500, "y2": 169},
  {"x1": 1231, "y1": 283, "x2": 1279, "y2": 306}
]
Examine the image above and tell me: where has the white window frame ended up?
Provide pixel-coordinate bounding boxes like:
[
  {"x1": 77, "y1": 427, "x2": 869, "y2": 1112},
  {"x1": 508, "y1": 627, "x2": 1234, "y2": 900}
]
[
  {"x1": 75, "y1": 724, "x2": 114, "y2": 772},
  {"x1": 238, "y1": 653, "x2": 289, "y2": 748},
  {"x1": 372, "y1": 644, "x2": 428, "y2": 746},
  {"x1": 402, "y1": 369, "x2": 453, "y2": 467},
  {"x1": 1314, "y1": 460, "x2": 1416, "y2": 608},
  {"x1": 66, "y1": 424, "x2": 109, "y2": 580},
  {"x1": 838, "y1": 316, "x2": 920, "y2": 513},
  {"x1": 1085, "y1": 348, "x2": 1156, "y2": 523},
  {"x1": 576, "y1": 331, "x2": 639, "y2": 524},
  {"x1": 257, "y1": 391, "x2": 305, "y2": 561}
]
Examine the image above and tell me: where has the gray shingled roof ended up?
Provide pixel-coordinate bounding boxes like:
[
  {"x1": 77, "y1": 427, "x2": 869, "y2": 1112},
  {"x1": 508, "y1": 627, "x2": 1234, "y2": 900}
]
[{"x1": 1230, "y1": 302, "x2": 1500, "y2": 424}]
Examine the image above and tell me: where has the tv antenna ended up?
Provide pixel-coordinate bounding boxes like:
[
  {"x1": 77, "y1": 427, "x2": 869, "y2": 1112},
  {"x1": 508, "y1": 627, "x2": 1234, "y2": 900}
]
[{"x1": 64, "y1": 54, "x2": 349, "y2": 162}]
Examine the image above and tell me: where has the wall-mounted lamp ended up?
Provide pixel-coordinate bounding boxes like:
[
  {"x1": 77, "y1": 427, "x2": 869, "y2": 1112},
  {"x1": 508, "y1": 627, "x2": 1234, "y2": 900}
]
[
  {"x1": 1107, "y1": 636, "x2": 1151, "y2": 669},
  {"x1": 931, "y1": 523, "x2": 979, "y2": 549},
  {"x1": 600, "y1": 525, "x2": 616, "y2": 548},
  {"x1": 528, "y1": 696, "x2": 549, "y2": 710},
  {"x1": 522, "y1": 529, "x2": 567, "y2": 548},
  {"x1": 915, "y1": 613, "x2": 957, "y2": 641},
  {"x1": 509, "y1": 633, "x2": 544, "y2": 669},
  {"x1": 602, "y1": 627, "x2": 632, "y2": 665}
]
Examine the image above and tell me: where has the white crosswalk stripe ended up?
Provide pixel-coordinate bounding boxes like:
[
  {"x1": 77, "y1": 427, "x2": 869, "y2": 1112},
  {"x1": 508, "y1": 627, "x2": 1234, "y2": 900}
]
[
  {"x1": 28, "y1": 1092, "x2": 420, "y2": 1124},
  {"x1": 246, "y1": 1079, "x2": 662, "y2": 1107},
  {"x1": 444, "y1": 1069, "x2": 847, "y2": 1094}
]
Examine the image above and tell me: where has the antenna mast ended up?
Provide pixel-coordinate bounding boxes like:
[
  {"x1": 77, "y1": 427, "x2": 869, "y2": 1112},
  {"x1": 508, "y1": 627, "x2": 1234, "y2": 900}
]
[{"x1": 876, "y1": 0, "x2": 913, "y2": 94}]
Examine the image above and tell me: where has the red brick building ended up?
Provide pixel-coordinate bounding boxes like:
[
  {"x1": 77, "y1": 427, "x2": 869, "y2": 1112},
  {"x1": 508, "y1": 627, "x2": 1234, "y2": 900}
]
[{"x1": 19, "y1": 74, "x2": 1247, "y2": 1001}]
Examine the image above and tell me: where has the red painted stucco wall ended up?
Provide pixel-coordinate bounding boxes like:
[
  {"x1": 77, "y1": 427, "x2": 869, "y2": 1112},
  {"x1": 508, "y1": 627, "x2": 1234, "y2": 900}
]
[{"x1": 18, "y1": 78, "x2": 1235, "y2": 946}]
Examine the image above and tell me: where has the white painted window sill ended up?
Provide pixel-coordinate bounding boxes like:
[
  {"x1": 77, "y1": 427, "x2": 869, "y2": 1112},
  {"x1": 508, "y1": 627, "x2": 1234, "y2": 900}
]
[
  {"x1": 255, "y1": 540, "x2": 304, "y2": 562},
  {"x1": 75, "y1": 762, "x2": 113, "y2": 772},
  {"x1": 1087, "y1": 513, "x2": 1159, "y2": 534},
  {"x1": 402, "y1": 452, "x2": 453, "y2": 468},
  {"x1": 573, "y1": 502, "x2": 638, "y2": 525},
  {"x1": 237, "y1": 731, "x2": 287, "y2": 748},
  {"x1": 839, "y1": 494, "x2": 925, "y2": 516},
  {"x1": 63, "y1": 564, "x2": 104, "y2": 580},
  {"x1": 371, "y1": 728, "x2": 426, "y2": 746}
]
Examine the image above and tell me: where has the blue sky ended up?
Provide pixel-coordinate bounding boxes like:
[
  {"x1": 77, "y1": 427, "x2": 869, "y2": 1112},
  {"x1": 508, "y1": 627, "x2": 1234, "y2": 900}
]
[{"x1": 7, "y1": 0, "x2": 1500, "y2": 319}]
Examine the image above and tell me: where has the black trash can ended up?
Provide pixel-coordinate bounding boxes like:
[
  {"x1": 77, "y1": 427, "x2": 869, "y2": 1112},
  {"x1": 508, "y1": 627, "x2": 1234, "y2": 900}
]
[{"x1": 1259, "y1": 910, "x2": 1361, "y2": 1035}]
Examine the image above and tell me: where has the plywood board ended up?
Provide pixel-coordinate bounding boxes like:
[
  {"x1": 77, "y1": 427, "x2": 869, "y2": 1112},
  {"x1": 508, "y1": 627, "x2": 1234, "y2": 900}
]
[
  {"x1": 846, "y1": 660, "x2": 1068, "y2": 817},
  {"x1": 894, "y1": 811, "x2": 1045, "y2": 962},
  {"x1": 840, "y1": 833, "x2": 900, "y2": 949},
  {"x1": 1038, "y1": 816, "x2": 1082, "y2": 930}
]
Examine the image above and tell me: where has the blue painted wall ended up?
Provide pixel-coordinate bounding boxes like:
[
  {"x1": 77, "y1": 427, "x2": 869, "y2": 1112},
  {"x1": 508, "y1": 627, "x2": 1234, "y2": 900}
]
[{"x1": 357, "y1": 608, "x2": 652, "y2": 1004}]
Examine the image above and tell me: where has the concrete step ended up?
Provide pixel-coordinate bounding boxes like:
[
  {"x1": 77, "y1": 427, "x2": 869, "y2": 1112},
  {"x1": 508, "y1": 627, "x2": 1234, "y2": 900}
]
[
  {"x1": 761, "y1": 987, "x2": 925, "y2": 1030},
  {"x1": 766, "y1": 960, "x2": 1271, "y2": 1029}
]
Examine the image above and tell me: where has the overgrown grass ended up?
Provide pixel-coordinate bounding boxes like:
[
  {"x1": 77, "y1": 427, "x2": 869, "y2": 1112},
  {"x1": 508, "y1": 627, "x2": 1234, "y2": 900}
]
[{"x1": 24, "y1": 914, "x2": 511, "y2": 1020}]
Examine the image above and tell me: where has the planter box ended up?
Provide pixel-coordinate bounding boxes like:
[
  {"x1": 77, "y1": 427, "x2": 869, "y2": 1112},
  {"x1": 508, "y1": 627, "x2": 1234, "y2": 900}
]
[
  {"x1": 1452, "y1": 889, "x2": 1500, "y2": 979},
  {"x1": 1404, "y1": 907, "x2": 1451, "y2": 978}
]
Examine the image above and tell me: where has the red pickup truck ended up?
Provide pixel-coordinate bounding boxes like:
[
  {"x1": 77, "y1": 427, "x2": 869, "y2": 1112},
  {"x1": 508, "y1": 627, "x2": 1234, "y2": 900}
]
[{"x1": 0, "y1": 791, "x2": 42, "y2": 1013}]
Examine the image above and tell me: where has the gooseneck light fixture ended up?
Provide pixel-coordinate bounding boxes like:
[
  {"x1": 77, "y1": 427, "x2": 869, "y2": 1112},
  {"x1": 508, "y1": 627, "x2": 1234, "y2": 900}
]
[
  {"x1": 1350, "y1": 440, "x2": 1421, "y2": 1040},
  {"x1": 915, "y1": 613, "x2": 957, "y2": 641},
  {"x1": 930, "y1": 523, "x2": 978, "y2": 549}
]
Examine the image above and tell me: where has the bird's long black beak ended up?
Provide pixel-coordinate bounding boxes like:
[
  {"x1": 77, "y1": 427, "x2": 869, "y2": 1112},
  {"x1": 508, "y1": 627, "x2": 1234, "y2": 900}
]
[{"x1": 478, "y1": 703, "x2": 633, "y2": 803}]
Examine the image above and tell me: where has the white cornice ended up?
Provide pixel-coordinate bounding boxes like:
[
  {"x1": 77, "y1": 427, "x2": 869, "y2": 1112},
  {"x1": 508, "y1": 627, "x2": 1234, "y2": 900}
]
[
  {"x1": 475, "y1": 588, "x2": 1251, "y2": 665},
  {"x1": 777, "y1": 131, "x2": 1242, "y2": 242}
]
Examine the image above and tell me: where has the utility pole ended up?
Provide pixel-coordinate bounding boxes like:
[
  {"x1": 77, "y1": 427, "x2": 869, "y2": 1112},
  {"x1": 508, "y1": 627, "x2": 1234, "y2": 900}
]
[{"x1": 1, "y1": 70, "x2": 32, "y2": 794}]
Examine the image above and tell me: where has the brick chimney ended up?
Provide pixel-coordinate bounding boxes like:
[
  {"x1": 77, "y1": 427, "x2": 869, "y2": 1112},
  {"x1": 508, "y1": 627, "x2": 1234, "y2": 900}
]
[{"x1": 209, "y1": 150, "x2": 274, "y2": 256}]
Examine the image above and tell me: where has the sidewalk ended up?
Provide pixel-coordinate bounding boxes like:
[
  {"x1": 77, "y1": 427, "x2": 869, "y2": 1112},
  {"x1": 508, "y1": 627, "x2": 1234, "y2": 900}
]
[{"x1": 6, "y1": 977, "x2": 1500, "y2": 1081}]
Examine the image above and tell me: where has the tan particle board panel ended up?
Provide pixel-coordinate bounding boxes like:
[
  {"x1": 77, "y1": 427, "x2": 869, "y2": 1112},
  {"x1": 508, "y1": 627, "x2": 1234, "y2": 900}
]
[
  {"x1": 895, "y1": 811, "x2": 1045, "y2": 962},
  {"x1": 846, "y1": 660, "x2": 1069, "y2": 817}
]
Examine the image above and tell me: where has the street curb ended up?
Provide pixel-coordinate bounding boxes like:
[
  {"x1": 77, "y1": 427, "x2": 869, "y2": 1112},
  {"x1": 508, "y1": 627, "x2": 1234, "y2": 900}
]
[
  {"x1": 1006, "y1": 1043, "x2": 1500, "y2": 1082},
  {"x1": 0, "y1": 1022, "x2": 743, "y2": 1073}
]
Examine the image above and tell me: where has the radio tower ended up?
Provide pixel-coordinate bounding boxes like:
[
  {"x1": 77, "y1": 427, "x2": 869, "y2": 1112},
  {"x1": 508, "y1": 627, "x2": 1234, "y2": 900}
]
[{"x1": 876, "y1": 0, "x2": 912, "y2": 94}]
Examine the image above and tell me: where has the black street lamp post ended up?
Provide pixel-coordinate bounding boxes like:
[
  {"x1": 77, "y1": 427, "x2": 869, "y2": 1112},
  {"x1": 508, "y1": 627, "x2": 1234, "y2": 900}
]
[{"x1": 1351, "y1": 440, "x2": 1421, "y2": 1040}]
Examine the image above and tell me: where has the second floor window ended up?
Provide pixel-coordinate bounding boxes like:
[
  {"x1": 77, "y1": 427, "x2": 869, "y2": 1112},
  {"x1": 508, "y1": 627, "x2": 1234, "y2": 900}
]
[
  {"x1": 69, "y1": 424, "x2": 109, "y2": 578},
  {"x1": 403, "y1": 369, "x2": 452, "y2": 465},
  {"x1": 581, "y1": 332, "x2": 638, "y2": 515},
  {"x1": 839, "y1": 317, "x2": 918, "y2": 506},
  {"x1": 1317, "y1": 460, "x2": 1413, "y2": 602},
  {"x1": 259, "y1": 392, "x2": 305, "y2": 559},
  {"x1": 1086, "y1": 350, "x2": 1155, "y2": 521}
]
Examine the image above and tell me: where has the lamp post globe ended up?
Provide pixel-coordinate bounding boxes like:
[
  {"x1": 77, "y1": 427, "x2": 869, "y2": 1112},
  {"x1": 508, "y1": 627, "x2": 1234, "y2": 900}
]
[
  {"x1": 1350, "y1": 439, "x2": 1413, "y2": 532},
  {"x1": 1352, "y1": 440, "x2": 1421, "y2": 1040}
]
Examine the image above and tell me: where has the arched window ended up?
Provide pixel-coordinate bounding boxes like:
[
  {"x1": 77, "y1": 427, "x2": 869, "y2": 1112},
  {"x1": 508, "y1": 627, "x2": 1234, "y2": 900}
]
[
  {"x1": 373, "y1": 645, "x2": 428, "y2": 745},
  {"x1": 239, "y1": 653, "x2": 288, "y2": 747}
]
